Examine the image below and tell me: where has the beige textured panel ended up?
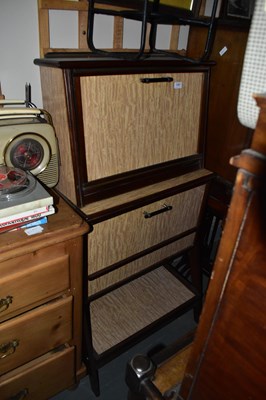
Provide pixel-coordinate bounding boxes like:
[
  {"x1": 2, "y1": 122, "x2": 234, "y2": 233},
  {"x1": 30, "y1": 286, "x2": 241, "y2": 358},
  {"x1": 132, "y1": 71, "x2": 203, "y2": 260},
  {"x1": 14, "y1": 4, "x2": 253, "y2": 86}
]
[
  {"x1": 90, "y1": 266, "x2": 194, "y2": 354},
  {"x1": 88, "y1": 185, "x2": 205, "y2": 273},
  {"x1": 82, "y1": 169, "x2": 212, "y2": 215},
  {"x1": 80, "y1": 72, "x2": 203, "y2": 180},
  {"x1": 40, "y1": 67, "x2": 76, "y2": 203},
  {"x1": 88, "y1": 233, "x2": 195, "y2": 295}
]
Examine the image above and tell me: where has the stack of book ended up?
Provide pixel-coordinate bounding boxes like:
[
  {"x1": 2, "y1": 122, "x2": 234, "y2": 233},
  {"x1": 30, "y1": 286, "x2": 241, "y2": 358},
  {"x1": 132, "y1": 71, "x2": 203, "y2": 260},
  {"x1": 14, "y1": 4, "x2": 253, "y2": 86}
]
[{"x1": 0, "y1": 183, "x2": 55, "y2": 233}]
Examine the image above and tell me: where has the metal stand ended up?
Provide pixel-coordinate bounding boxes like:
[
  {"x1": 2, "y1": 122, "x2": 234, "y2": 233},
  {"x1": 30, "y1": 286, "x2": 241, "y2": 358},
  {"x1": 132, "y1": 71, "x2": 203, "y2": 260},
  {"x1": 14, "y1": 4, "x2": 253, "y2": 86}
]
[{"x1": 87, "y1": 0, "x2": 220, "y2": 62}]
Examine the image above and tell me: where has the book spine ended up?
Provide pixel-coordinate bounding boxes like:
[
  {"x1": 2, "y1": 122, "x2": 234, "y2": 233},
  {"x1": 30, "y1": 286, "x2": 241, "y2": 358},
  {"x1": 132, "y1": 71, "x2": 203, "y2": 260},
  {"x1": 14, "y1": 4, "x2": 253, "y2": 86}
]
[
  {"x1": 11, "y1": 216, "x2": 48, "y2": 231},
  {"x1": 0, "y1": 206, "x2": 49, "y2": 224},
  {"x1": 0, "y1": 196, "x2": 53, "y2": 218},
  {"x1": 0, "y1": 206, "x2": 55, "y2": 229}
]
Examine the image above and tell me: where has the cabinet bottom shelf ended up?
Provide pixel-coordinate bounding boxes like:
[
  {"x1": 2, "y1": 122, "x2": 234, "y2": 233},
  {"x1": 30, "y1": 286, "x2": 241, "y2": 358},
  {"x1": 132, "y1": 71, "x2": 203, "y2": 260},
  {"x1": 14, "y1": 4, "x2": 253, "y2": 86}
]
[{"x1": 90, "y1": 266, "x2": 195, "y2": 355}]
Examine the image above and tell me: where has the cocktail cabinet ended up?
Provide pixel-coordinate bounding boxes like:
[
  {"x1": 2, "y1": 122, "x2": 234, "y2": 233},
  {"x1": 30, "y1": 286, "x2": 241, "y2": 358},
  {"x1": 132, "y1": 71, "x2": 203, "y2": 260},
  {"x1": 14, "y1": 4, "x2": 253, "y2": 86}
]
[{"x1": 34, "y1": 57, "x2": 214, "y2": 395}]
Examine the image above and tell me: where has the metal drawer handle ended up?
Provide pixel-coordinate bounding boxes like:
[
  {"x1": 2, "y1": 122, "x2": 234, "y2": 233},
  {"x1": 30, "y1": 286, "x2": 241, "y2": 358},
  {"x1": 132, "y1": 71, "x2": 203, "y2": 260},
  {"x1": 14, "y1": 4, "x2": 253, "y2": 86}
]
[
  {"x1": 8, "y1": 388, "x2": 29, "y2": 400},
  {"x1": 0, "y1": 339, "x2": 19, "y2": 359},
  {"x1": 0, "y1": 295, "x2": 13, "y2": 313},
  {"x1": 144, "y1": 204, "x2": 173, "y2": 219},
  {"x1": 140, "y1": 77, "x2": 173, "y2": 84}
]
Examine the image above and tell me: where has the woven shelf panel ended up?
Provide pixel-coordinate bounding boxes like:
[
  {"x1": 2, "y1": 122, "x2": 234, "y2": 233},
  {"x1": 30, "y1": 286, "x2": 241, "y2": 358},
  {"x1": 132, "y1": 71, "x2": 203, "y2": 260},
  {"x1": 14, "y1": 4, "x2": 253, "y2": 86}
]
[{"x1": 90, "y1": 266, "x2": 194, "y2": 354}]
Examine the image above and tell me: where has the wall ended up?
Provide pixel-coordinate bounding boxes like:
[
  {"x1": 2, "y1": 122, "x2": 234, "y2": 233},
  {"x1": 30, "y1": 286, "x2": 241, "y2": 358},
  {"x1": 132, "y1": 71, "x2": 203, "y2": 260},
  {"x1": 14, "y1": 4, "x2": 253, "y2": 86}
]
[{"x1": 0, "y1": 0, "x2": 42, "y2": 106}]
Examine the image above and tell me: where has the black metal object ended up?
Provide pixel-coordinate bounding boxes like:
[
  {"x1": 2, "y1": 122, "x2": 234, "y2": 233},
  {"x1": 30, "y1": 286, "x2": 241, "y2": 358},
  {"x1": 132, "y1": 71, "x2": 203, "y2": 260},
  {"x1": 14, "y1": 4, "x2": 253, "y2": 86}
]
[
  {"x1": 125, "y1": 331, "x2": 195, "y2": 400},
  {"x1": 148, "y1": 0, "x2": 219, "y2": 62},
  {"x1": 140, "y1": 77, "x2": 173, "y2": 83},
  {"x1": 86, "y1": 0, "x2": 220, "y2": 62},
  {"x1": 87, "y1": 0, "x2": 150, "y2": 60},
  {"x1": 143, "y1": 204, "x2": 172, "y2": 218},
  {"x1": 126, "y1": 354, "x2": 164, "y2": 400}
]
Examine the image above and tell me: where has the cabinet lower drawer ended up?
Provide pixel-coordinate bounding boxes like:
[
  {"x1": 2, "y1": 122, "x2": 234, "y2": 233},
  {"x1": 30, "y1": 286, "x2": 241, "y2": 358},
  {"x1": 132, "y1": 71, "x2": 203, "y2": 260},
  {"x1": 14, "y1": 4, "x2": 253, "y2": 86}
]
[
  {"x1": 0, "y1": 253, "x2": 70, "y2": 322},
  {"x1": 88, "y1": 185, "x2": 205, "y2": 275},
  {"x1": 0, "y1": 296, "x2": 72, "y2": 375},
  {"x1": 0, "y1": 346, "x2": 75, "y2": 400}
]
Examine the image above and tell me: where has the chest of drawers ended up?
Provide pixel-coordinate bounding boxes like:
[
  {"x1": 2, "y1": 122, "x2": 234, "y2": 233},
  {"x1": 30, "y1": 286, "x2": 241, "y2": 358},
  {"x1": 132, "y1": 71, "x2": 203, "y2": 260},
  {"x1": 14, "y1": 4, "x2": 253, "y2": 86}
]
[{"x1": 0, "y1": 194, "x2": 88, "y2": 400}]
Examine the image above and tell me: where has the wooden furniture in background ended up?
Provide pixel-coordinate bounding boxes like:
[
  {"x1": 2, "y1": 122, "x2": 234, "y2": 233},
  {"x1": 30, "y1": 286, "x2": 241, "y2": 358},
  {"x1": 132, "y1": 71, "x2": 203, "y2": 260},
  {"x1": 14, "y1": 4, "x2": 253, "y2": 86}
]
[
  {"x1": 37, "y1": 0, "x2": 211, "y2": 58},
  {"x1": 38, "y1": 0, "x2": 89, "y2": 57},
  {"x1": 187, "y1": 19, "x2": 252, "y2": 267},
  {"x1": 34, "y1": 56, "x2": 214, "y2": 395},
  {"x1": 179, "y1": 93, "x2": 266, "y2": 400},
  {"x1": 188, "y1": 20, "x2": 252, "y2": 184},
  {"x1": 0, "y1": 194, "x2": 88, "y2": 400},
  {"x1": 86, "y1": 0, "x2": 219, "y2": 61},
  {"x1": 126, "y1": 94, "x2": 266, "y2": 400}
]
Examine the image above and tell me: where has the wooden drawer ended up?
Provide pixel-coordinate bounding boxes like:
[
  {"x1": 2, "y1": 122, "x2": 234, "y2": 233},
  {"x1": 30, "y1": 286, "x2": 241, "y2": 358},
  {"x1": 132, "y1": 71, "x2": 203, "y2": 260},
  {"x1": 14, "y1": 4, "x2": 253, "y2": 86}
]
[
  {"x1": 89, "y1": 233, "x2": 195, "y2": 295},
  {"x1": 0, "y1": 346, "x2": 75, "y2": 400},
  {"x1": 0, "y1": 296, "x2": 72, "y2": 375},
  {"x1": 0, "y1": 254, "x2": 70, "y2": 322},
  {"x1": 88, "y1": 185, "x2": 205, "y2": 275}
]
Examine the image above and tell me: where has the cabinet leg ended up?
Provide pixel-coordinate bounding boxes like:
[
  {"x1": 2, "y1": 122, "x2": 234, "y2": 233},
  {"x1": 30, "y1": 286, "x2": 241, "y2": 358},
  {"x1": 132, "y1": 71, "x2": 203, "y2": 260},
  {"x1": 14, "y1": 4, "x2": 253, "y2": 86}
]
[
  {"x1": 193, "y1": 298, "x2": 202, "y2": 323},
  {"x1": 188, "y1": 246, "x2": 202, "y2": 293},
  {"x1": 188, "y1": 245, "x2": 203, "y2": 322},
  {"x1": 88, "y1": 367, "x2": 100, "y2": 397},
  {"x1": 127, "y1": 391, "x2": 146, "y2": 400},
  {"x1": 83, "y1": 301, "x2": 101, "y2": 396}
]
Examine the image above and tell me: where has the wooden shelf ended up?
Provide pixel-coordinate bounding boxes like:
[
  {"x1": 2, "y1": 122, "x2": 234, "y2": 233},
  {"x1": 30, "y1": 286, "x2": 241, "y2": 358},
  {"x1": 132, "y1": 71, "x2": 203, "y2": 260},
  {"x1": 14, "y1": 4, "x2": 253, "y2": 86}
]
[{"x1": 90, "y1": 266, "x2": 195, "y2": 355}]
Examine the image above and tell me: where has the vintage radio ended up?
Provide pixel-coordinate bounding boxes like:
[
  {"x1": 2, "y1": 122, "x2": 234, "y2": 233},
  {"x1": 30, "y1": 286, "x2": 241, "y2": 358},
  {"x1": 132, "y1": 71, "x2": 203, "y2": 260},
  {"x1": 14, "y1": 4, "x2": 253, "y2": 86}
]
[{"x1": 0, "y1": 101, "x2": 59, "y2": 188}]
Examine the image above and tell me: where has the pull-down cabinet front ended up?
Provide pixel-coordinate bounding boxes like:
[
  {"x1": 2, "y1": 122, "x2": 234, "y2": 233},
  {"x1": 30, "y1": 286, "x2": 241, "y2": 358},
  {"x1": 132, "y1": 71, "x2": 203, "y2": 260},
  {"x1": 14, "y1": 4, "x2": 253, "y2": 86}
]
[
  {"x1": 80, "y1": 72, "x2": 203, "y2": 181},
  {"x1": 35, "y1": 58, "x2": 211, "y2": 209}
]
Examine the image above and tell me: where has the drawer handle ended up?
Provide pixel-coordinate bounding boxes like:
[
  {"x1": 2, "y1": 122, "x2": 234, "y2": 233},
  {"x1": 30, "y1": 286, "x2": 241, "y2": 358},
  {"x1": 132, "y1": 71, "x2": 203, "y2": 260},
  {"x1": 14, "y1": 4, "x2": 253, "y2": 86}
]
[
  {"x1": 8, "y1": 389, "x2": 29, "y2": 400},
  {"x1": 0, "y1": 339, "x2": 19, "y2": 359},
  {"x1": 140, "y1": 77, "x2": 173, "y2": 84},
  {"x1": 0, "y1": 295, "x2": 13, "y2": 313},
  {"x1": 8, "y1": 388, "x2": 29, "y2": 400},
  {"x1": 143, "y1": 204, "x2": 173, "y2": 219}
]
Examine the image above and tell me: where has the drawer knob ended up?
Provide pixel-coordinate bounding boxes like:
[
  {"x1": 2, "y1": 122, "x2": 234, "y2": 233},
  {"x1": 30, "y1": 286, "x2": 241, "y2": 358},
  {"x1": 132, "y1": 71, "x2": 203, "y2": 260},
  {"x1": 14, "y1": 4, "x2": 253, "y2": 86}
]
[
  {"x1": 8, "y1": 388, "x2": 29, "y2": 400},
  {"x1": 143, "y1": 204, "x2": 173, "y2": 219},
  {"x1": 0, "y1": 295, "x2": 13, "y2": 313},
  {"x1": 0, "y1": 339, "x2": 19, "y2": 359}
]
